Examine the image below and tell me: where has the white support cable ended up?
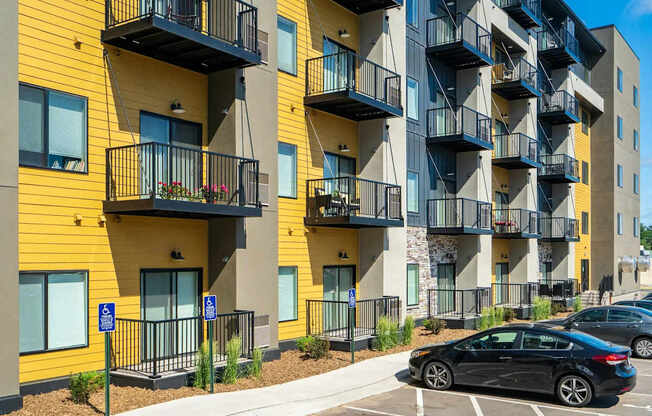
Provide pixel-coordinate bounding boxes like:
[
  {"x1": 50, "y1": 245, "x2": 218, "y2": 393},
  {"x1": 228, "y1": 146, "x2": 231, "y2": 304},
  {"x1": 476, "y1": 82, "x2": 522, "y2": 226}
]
[
  {"x1": 536, "y1": 119, "x2": 555, "y2": 150},
  {"x1": 440, "y1": 0, "x2": 458, "y2": 29},
  {"x1": 426, "y1": 59, "x2": 457, "y2": 121},
  {"x1": 426, "y1": 150, "x2": 450, "y2": 199},
  {"x1": 538, "y1": 60, "x2": 555, "y2": 92},
  {"x1": 103, "y1": 50, "x2": 137, "y2": 146},
  {"x1": 306, "y1": 111, "x2": 335, "y2": 178},
  {"x1": 500, "y1": 41, "x2": 516, "y2": 70},
  {"x1": 386, "y1": 15, "x2": 398, "y2": 74},
  {"x1": 537, "y1": 183, "x2": 555, "y2": 212}
]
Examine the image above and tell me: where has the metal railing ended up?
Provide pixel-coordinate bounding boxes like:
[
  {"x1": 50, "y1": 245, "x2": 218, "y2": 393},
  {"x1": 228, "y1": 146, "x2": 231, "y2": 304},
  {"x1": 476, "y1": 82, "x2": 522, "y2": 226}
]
[
  {"x1": 493, "y1": 209, "x2": 539, "y2": 235},
  {"x1": 539, "y1": 154, "x2": 579, "y2": 179},
  {"x1": 111, "y1": 310, "x2": 254, "y2": 378},
  {"x1": 426, "y1": 13, "x2": 492, "y2": 58},
  {"x1": 305, "y1": 51, "x2": 401, "y2": 110},
  {"x1": 427, "y1": 288, "x2": 491, "y2": 319},
  {"x1": 537, "y1": 26, "x2": 578, "y2": 57},
  {"x1": 540, "y1": 217, "x2": 579, "y2": 240},
  {"x1": 427, "y1": 106, "x2": 492, "y2": 144},
  {"x1": 106, "y1": 142, "x2": 260, "y2": 207},
  {"x1": 306, "y1": 177, "x2": 402, "y2": 221},
  {"x1": 492, "y1": 283, "x2": 538, "y2": 307},
  {"x1": 105, "y1": 0, "x2": 259, "y2": 54},
  {"x1": 427, "y1": 198, "x2": 492, "y2": 231},
  {"x1": 306, "y1": 297, "x2": 400, "y2": 340},
  {"x1": 493, "y1": 133, "x2": 538, "y2": 162},
  {"x1": 539, "y1": 90, "x2": 579, "y2": 118},
  {"x1": 492, "y1": 0, "x2": 541, "y2": 19},
  {"x1": 493, "y1": 58, "x2": 538, "y2": 90},
  {"x1": 538, "y1": 279, "x2": 579, "y2": 299}
]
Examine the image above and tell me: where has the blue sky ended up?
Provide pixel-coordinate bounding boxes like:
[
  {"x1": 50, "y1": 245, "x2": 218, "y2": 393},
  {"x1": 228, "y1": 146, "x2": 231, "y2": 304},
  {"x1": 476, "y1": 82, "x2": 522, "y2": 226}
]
[{"x1": 563, "y1": 0, "x2": 650, "y2": 223}]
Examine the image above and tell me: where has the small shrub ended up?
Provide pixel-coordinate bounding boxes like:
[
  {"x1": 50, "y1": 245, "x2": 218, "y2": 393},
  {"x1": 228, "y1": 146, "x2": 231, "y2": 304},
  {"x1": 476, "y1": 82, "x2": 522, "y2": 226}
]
[
  {"x1": 423, "y1": 318, "x2": 445, "y2": 334},
  {"x1": 296, "y1": 335, "x2": 314, "y2": 353},
  {"x1": 222, "y1": 336, "x2": 241, "y2": 384},
  {"x1": 494, "y1": 307, "x2": 505, "y2": 326},
  {"x1": 503, "y1": 308, "x2": 515, "y2": 322},
  {"x1": 70, "y1": 371, "x2": 105, "y2": 404},
  {"x1": 532, "y1": 297, "x2": 552, "y2": 321},
  {"x1": 479, "y1": 308, "x2": 490, "y2": 330},
  {"x1": 306, "y1": 337, "x2": 330, "y2": 359},
  {"x1": 401, "y1": 316, "x2": 415, "y2": 345},
  {"x1": 573, "y1": 296, "x2": 583, "y2": 312},
  {"x1": 247, "y1": 347, "x2": 263, "y2": 379},
  {"x1": 374, "y1": 316, "x2": 400, "y2": 351},
  {"x1": 193, "y1": 342, "x2": 212, "y2": 389},
  {"x1": 551, "y1": 302, "x2": 566, "y2": 315}
]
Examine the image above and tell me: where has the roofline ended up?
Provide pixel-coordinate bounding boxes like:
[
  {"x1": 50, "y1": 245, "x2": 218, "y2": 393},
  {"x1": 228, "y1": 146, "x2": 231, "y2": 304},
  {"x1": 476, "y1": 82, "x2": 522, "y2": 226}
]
[
  {"x1": 590, "y1": 24, "x2": 641, "y2": 61},
  {"x1": 549, "y1": 0, "x2": 607, "y2": 56}
]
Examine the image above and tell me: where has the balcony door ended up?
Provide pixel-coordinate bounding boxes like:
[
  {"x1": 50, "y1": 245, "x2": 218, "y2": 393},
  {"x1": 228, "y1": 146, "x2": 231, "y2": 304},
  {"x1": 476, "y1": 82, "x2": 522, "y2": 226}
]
[
  {"x1": 494, "y1": 119, "x2": 508, "y2": 157},
  {"x1": 495, "y1": 263, "x2": 509, "y2": 304},
  {"x1": 323, "y1": 38, "x2": 354, "y2": 93},
  {"x1": 437, "y1": 264, "x2": 455, "y2": 315},
  {"x1": 323, "y1": 266, "x2": 355, "y2": 333},
  {"x1": 581, "y1": 260, "x2": 589, "y2": 292},
  {"x1": 324, "y1": 152, "x2": 356, "y2": 206}
]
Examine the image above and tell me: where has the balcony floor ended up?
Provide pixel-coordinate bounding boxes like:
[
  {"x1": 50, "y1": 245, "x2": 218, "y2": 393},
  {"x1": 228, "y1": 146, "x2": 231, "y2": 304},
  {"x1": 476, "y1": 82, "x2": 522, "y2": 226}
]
[
  {"x1": 330, "y1": 0, "x2": 402, "y2": 14},
  {"x1": 493, "y1": 231, "x2": 541, "y2": 239},
  {"x1": 492, "y1": 156, "x2": 541, "y2": 169},
  {"x1": 538, "y1": 110, "x2": 580, "y2": 125},
  {"x1": 426, "y1": 41, "x2": 494, "y2": 70},
  {"x1": 541, "y1": 236, "x2": 580, "y2": 243},
  {"x1": 103, "y1": 198, "x2": 262, "y2": 219},
  {"x1": 492, "y1": 80, "x2": 541, "y2": 100},
  {"x1": 502, "y1": 4, "x2": 542, "y2": 29},
  {"x1": 538, "y1": 47, "x2": 579, "y2": 69},
  {"x1": 427, "y1": 134, "x2": 493, "y2": 152},
  {"x1": 428, "y1": 227, "x2": 493, "y2": 236},
  {"x1": 538, "y1": 173, "x2": 580, "y2": 184},
  {"x1": 304, "y1": 215, "x2": 404, "y2": 229},
  {"x1": 304, "y1": 90, "x2": 403, "y2": 121},
  {"x1": 101, "y1": 15, "x2": 261, "y2": 74}
]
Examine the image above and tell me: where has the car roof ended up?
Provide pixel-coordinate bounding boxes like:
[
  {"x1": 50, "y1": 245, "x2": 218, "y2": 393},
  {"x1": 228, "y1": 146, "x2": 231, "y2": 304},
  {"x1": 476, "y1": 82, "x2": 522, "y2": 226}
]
[{"x1": 615, "y1": 299, "x2": 652, "y2": 304}]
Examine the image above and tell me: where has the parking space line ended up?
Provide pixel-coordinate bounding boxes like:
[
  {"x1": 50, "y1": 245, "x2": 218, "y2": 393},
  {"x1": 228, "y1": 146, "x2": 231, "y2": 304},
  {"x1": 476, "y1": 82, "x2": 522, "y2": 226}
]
[
  {"x1": 343, "y1": 406, "x2": 406, "y2": 416},
  {"x1": 416, "y1": 388, "x2": 424, "y2": 416},
  {"x1": 530, "y1": 404, "x2": 545, "y2": 416},
  {"x1": 469, "y1": 396, "x2": 484, "y2": 416}
]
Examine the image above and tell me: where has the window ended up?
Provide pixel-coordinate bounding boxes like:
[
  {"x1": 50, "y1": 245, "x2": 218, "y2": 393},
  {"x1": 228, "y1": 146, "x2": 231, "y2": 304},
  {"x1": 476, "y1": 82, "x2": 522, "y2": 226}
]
[
  {"x1": 617, "y1": 213, "x2": 623, "y2": 235},
  {"x1": 324, "y1": 152, "x2": 355, "y2": 178},
  {"x1": 635, "y1": 217, "x2": 640, "y2": 237},
  {"x1": 19, "y1": 84, "x2": 88, "y2": 172},
  {"x1": 521, "y1": 332, "x2": 571, "y2": 350},
  {"x1": 582, "y1": 161, "x2": 589, "y2": 185},
  {"x1": 278, "y1": 142, "x2": 297, "y2": 198},
  {"x1": 608, "y1": 309, "x2": 642, "y2": 323},
  {"x1": 575, "y1": 309, "x2": 606, "y2": 323},
  {"x1": 19, "y1": 271, "x2": 88, "y2": 354},
  {"x1": 277, "y1": 16, "x2": 297, "y2": 75},
  {"x1": 458, "y1": 331, "x2": 519, "y2": 351},
  {"x1": 617, "y1": 116, "x2": 623, "y2": 139},
  {"x1": 140, "y1": 112, "x2": 201, "y2": 147},
  {"x1": 407, "y1": 0, "x2": 418, "y2": 27},
  {"x1": 407, "y1": 78, "x2": 419, "y2": 120},
  {"x1": 581, "y1": 110, "x2": 589, "y2": 134},
  {"x1": 617, "y1": 164, "x2": 623, "y2": 188},
  {"x1": 634, "y1": 129, "x2": 639, "y2": 151},
  {"x1": 634, "y1": 173, "x2": 639, "y2": 194},
  {"x1": 617, "y1": 67, "x2": 623, "y2": 92},
  {"x1": 407, "y1": 171, "x2": 419, "y2": 213},
  {"x1": 278, "y1": 267, "x2": 298, "y2": 322},
  {"x1": 581, "y1": 212, "x2": 588, "y2": 235},
  {"x1": 634, "y1": 85, "x2": 639, "y2": 108},
  {"x1": 407, "y1": 264, "x2": 419, "y2": 306}
]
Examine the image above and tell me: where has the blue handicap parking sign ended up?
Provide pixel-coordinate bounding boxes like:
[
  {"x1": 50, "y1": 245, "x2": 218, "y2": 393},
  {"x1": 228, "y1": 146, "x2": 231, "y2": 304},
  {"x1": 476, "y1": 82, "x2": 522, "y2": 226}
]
[
  {"x1": 204, "y1": 295, "x2": 217, "y2": 321},
  {"x1": 348, "y1": 288, "x2": 356, "y2": 308},
  {"x1": 98, "y1": 303, "x2": 116, "y2": 333}
]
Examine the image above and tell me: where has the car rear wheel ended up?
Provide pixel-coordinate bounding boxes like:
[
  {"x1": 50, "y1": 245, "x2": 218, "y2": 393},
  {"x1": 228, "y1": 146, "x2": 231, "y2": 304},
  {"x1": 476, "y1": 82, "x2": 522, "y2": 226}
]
[
  {"x1": 557, "y1": 375, "x2": 592, "y2": 407},
  {"x1": 634, "y1": 337, "x2": 652, "y2": 358},
  {"x1": 423, "y1": 361, "x2": 452, "y2": 390}
]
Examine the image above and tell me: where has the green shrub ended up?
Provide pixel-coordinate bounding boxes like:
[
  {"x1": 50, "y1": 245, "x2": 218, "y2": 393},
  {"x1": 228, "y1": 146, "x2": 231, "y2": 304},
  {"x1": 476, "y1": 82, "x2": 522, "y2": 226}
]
[
  {"x1": 479, "y1": 308, "x2": 490, "y2": 330},
  {"x1": 479, "y1": 307, "x2": 505, "y2": 330},
  {"x1": 296, "y1": 335, "x2": 314, "y2": 353},
  {"x1": 222, "y1": 336, "x2": 241, "y2": 384},
  {"x1": 194, "y1": 342, "x2": 211, "y2": 389},
  {"x1": 573, "y1": 296, "x2": 583, "y2": 312},
  {"x1": 503, "y1": 308, "x2": 515, "y2": 322},
  {"x1": 305, "y1": 337, "x2": 330, "y2": 359},
  {"x1": 374, "y1": 316, "x2": 400, "y2": 351},
  {"x1": 532, "y1": 297, "x2": 552, "y2": 321},
  {"x1": 70, "y1": 371, "x2": 105, "y2": 404},
  {"x1": 551, "y1": 302, "x2": 566, "y2": 315},
  {"x1": 401, "y1": 316, "x2": 415, "y2": 345},
  {"x1": 423, "y1": 318, "x2": 445, "y2": 334}
]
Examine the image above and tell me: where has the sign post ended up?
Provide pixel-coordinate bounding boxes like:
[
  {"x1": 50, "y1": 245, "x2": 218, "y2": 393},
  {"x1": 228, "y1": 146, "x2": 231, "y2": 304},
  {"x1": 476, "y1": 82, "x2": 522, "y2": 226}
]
[
  {"x1": 348, "y1": 288, "x2": 356, "y2": 364},
  {"x1": 98, "y1": 303, "x2": 116, "y2": 416},
  {"x1": 203, "y1": 295, "x2": 217, "y2": 393}
]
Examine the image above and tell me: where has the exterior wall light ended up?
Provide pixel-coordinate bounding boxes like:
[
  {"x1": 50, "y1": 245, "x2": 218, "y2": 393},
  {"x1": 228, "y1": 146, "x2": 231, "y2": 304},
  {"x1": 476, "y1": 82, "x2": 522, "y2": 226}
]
[
  {"x1": 171, "y1": 250, "x2": 185, "y2": 261},
  {"x1": 171, "y1": 100, "x2": 185, "y2": 114},
  {"x1": 339, "y1": 144, "x2": 350, "y2": 152},
  {"x1": 339, "y1": 251, "x2": 350, "y2": 260},
  {"x1": 338, "y1": 30, "x2": 350, "y2": 39}
]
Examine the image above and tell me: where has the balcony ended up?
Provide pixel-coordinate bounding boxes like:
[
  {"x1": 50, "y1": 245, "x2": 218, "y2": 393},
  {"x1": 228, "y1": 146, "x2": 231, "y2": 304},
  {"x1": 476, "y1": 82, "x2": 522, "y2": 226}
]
[
  {"x1": 104, "y1": 142, "x2": 262, "y2": 219},
  {"x1": 102, "y1": 0, "x2": 261, "y2": 73},
  {"x1": 537, "y1": 26, "x2": 579, "y2": 69},
  {"x1": 539, "y1": 279, "x2": 580, "y2": 299},
  {"x1": 305, "y1": 177, "x2": 403, "y2": 228},
  {"x1": 540, "y1": 217, "x2": 580, "y2": 242},
  {"x1": 538, "y1": 154, "x2": 580, "y2": 183},
  {"x1": 427, "y1": 288, "x2": 491, "y2": 320},
  {"x1": 538, "y1": 91, "x2": 579, "y2": 124},
  {"x1": 492, "y1": 59, "x2": 541, "y2": 100},
  {"x1": 492, "y1": 0, "x2": 542, "y2": 29},
  {"x1": 493, "y1": 283, "x2": 538, "y2": 307},
  {"x1": 427, "y1": 198, "x2": 493, "y2": 235},
  {"x1": 304, "y1": 51, "x2": 402, "y2": 121},
  {"x1": 493, "y1": 209, "x2": 540, "y2": 239},
  {"x1": 329, "y1": 0, "x2": 402, "y2": 14},
  {"x1": 426, "y1": 13, "x2": 493, "y2": 69},
  {"x1": 427, "y1": 106, "x2": 493, "y2": 151},
  {"x1": 492, "y1": 133, "x2": 540, "y2": 169}
]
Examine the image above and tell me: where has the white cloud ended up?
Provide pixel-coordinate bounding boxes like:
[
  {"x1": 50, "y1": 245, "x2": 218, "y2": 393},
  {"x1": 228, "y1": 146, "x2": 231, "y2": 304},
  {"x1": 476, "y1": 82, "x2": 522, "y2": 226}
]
[{"x1": 628, "y1": 0, "x2": 652, "y2": 16}]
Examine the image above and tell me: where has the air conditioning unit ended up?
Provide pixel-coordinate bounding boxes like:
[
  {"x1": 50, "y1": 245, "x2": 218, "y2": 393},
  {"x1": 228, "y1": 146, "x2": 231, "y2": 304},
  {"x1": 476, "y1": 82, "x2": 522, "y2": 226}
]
[{"x1": 248, "y1": 171, "x2": 269, "y2": 207}]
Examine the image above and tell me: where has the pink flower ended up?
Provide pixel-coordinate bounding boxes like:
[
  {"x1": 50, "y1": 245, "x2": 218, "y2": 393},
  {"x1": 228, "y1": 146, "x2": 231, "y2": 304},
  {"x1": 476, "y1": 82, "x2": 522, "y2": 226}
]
[
  {"x1": 220, "y1": 184, "x2": 229, "y2": 193},
  {"x1": 212, "y1": 184, "x2": 218, "y2": 192}
]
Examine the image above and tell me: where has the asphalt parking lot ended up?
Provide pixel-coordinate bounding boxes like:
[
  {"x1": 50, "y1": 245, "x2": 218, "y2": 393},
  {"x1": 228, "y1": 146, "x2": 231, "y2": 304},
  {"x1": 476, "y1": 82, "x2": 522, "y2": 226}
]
[{"x1": 318, "y1": 358, "x2": 652, "y2": 416}]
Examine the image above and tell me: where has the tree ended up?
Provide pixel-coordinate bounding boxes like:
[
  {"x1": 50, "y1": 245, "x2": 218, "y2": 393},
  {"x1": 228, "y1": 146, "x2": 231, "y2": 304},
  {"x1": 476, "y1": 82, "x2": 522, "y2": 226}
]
[{"x1": 641, "y1": 223, "x2": 652, "y2": 250}]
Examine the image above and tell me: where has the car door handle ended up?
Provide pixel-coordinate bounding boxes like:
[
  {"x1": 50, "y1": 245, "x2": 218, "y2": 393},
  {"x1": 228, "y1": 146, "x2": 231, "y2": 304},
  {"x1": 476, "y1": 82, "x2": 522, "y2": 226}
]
[
  {"x1": 591, "y1": 324, "x2": 601, "y2": 328},
  {"x1": 499, "y1": 356, "x2": 512, "y2": 360}
]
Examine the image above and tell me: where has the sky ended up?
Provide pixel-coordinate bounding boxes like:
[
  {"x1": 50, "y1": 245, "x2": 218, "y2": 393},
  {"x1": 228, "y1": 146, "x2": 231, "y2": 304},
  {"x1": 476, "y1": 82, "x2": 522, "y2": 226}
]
[{"x1": 563, "y1": 0, "x2": 651, "y2": 223}]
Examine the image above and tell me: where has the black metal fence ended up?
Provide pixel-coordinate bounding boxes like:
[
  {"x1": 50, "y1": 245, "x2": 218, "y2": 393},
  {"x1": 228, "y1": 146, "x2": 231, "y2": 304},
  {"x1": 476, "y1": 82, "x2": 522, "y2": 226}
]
[
  {"x1": 492, "y1": 283, "x2": 538, "y2": 307},
  {"x1": 538, "y1": 279, "x2": 579, "y2": 299},
  {"x1": 427, "y1": 198, "x2": 492, "y2": 232},
  {"x1": 105, "y1": 0, "x2": 259, "y2": 54},
  {"x1": 427, "y1": 288, "x2": 491, "y2": 319},
  {"x1": 111, "y1": 310, "x2": 254, "y2": 378},
  {"x1": 493, "y1": 133, "x2": 538, "y2": 162},
  {"x1": 426, "y1": 13, "x2": 492, "y2": 58},
  {"x1": 539, "y1": 154, "x2": 579, "y2": 179},
  {"x1": 493, "y1": 209, "x2": 539, "y2": 235},
  {"x1": 492, "y1": 0, "x2": 541, "y2": 18},
  {"x1": 106, "y1": 142, "x2": 260, "y2": 207},
  {"x1": 537, "y1": 25, "x2": 579, "y2": 57},
  {"x1": 427, "y1": 106, "x2": 492, "y2": 144},
  {"x1": 306, "y1": 177, "x2": 402, "y2": 221},
  {"x1": 306, "y1": 297, "x2": 400, "y2": 340},
  {"x1": 305, "y1": 51, "x2": 401, "y2": 110},
  {"x1": 540, "y1": 217, "x2": 579, "y2": 240},
  {"x1": 539, "y1": 90, "x2": 579, "y2": 117},
  {"x1": 493, "y1": 58, "x2": 538, "y2": 90}
]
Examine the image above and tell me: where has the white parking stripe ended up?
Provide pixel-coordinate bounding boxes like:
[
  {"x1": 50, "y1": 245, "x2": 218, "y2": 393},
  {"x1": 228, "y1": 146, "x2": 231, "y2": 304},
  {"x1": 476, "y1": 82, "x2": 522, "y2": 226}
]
[
  {"x1": 626, "y1": 391, "x2": 652, "y2": 397},
  {"x1": 469, "y1": 396, "x2": 484, "y2": 416},
  {"x1": 415, "y1": 388, "x2": 424, "y2": 416},
  {"x1": 343, "y1": 406, "x2": 406, "y2": 416},
  {"x1": 530, "y1": 404, "x2": 545, "y2": 416}
]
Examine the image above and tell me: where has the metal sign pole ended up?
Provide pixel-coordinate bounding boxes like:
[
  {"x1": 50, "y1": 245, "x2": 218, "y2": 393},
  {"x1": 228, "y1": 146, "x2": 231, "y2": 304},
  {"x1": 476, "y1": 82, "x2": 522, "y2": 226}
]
[
  {"x1": 348, "y1": 288, "x2": 356, "y2": 364},
  {"x1": 208, "y1": 322, "x2": 214, "y2": 393},
  {"x1": 105, "y1": 332, "x2": 110, "y2": 416},
  {"x1": 98, "y1": 303, "x2": 115, "y2": 416},
  {"x1": 204, "y1": 295, "x2": 217, "y2": 394}
]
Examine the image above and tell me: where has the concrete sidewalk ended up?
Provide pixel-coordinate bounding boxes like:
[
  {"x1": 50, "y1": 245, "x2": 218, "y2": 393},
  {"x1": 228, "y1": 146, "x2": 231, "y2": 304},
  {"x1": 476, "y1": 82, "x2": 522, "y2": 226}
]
[{"x1": 119, "y1": 351, "x2": 412, "y2": 416}]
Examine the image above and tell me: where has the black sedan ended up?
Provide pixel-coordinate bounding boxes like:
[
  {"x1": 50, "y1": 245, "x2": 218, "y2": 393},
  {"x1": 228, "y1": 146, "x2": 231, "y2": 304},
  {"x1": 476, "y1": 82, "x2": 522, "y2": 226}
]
[
  {"x1": 643, "y1": 292, "x2": 652, "y2": 301},
  {"x1": 614, "y1": 299, "x2": 652, "y2": 312},
  {"x1": 409, "y1": 324, "x2": 636, "y2": 407},
  {"x1": 543, "y1": 305, "x2": 652, "y2": 358}
]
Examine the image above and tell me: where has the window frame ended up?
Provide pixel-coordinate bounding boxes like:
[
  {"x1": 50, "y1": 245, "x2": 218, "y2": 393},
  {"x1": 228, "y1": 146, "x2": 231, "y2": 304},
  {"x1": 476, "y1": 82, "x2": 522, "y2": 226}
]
[
  {"x1": 617, "y1": 164, "x2": 623, "y2": 188},
  {"x1": 277, "y1": 15, "x2": 298, "y2": 76},
  {"x1": 278, "y1": 266, "x2": 298, "y2": 322},
  {"x1": 139, "y1": 110, "x2": 203, "y2": 147},
  {"x1": 617, "y1": 67, "x2": 623, "y2": 92},
  {"x1": 634, "y1": 129, "x2": 639, "y2": 151},
  {"x1": 617, "y1": 213, "x2": 623, "y2": 235},
  {"x1": 581, "y1": 211, "x2": 589, "y2": 235},
  {"x1": 407, "y1": 170, "x2": 419, "y2": 213},
  {"x1": 278, "y1": 141, "x2": 298, "y2": 199},
  {"x1": 19, "y1": 270, "x2": 89, "y2": 355},
  {"x1": 406, "y1": 0, "x2": 418, "y2": 28},
  {"x1": 634, "y1": 85, "x2": 639, "y2": 108},
  {"x1": 582, "y1": 161, "x2": 589, "y2": 185},
  {"x1": 581, "y1": 110, "x2": 589, "y2": 135},
  {"x1": 635, "y1": 217, "x2": 640, "y2": 237},
  {"x1": 407, "y1": 264, "x2": 419, "y2": 307},
  {"x1": 407, "y1": 77, "x2": 419, "y2": 121},
  {"x1": 617, "y1": 116, "x2": 623, "y2": 140},
  {"x1": 19, "y1": 82, "x2": 89, "y2": 174},
  {"x1": 634, "y1": 173, "x2": 639, "y2": 195}
]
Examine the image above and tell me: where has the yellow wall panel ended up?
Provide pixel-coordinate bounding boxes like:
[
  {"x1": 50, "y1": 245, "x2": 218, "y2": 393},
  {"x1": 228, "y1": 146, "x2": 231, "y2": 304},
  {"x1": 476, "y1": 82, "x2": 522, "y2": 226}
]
[{"x1": 574, "y1": 105, "x2": 591, "y2": 289}]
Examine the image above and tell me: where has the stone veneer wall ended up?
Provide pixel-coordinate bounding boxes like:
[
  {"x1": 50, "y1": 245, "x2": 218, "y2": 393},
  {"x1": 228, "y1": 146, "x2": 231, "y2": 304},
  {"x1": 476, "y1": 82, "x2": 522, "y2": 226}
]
[
  {"x1": 538, "y1": 243, "x2": 552, "y2": 279},
  {"x1": 406, "y1": 226, "x2": 457, "y2": 318}
]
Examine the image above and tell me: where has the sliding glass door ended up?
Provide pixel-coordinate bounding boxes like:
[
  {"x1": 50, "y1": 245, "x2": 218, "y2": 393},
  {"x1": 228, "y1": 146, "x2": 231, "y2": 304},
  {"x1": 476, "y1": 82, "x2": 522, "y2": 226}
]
[{"x1": 323, "y1": 266, "x2": 355, "y2": 333}]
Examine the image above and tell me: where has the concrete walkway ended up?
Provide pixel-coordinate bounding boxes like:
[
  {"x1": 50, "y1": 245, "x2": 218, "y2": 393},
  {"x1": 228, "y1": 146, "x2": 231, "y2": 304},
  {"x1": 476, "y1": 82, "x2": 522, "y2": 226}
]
[{"x1": 119, "y1": 351, "x2": 412, "y2": 416}]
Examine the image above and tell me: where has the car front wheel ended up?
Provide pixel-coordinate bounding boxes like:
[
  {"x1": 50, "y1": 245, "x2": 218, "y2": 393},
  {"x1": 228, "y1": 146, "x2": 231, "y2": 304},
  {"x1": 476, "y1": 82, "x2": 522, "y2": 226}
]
[
  {"x1": 634, "y1": 337, "x2": 652, "y2": 358},
  {"x1": 423, "y1": 361, "x2": 452, "y2": 391},
  {"x1": 557, "y1": 375, "x2": 593, "y2": 407}
]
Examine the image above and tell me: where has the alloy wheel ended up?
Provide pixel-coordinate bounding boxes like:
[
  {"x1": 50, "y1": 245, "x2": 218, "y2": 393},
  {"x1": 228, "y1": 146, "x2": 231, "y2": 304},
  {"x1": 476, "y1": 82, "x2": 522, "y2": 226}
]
[
  {"x1": 636, "y1": 338, "x2": 652, "y2": 358},
  {"x1": 559, "y1": 376, "x2": 591, "y2": 406},
  {"x1": 424, "y1": 362, "x2": 451, "y2": 390}
]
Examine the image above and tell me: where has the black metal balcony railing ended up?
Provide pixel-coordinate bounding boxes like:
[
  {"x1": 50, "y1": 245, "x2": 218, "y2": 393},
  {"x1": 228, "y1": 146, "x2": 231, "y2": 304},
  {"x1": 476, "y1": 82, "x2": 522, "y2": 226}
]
[
  {"x1": 427, "y1": 198, "x2": 492, "y2": 234},
  {"x1": 305, "y1": 177, "x2": 402, "y2": 227},
  {"x1": 492, "y1": 283, "x2": 538, "y2": 307},
  {"x1": 493, "y1": 133, "x2": 538, "y2": 163},
  {"x1": 538, "y1": 90, "x2": 579, "y2": 123},
  {"x1": 427, "y1": 106, "x2": 492, "y2": 149},
  {"x1": 426, "y1": 13, "x2": 493, "y2": 68},
  {"x1": 540, "y1": 217, "x2": 580, "y2": 241},
  {"x1": 111, "y1": 310, "x2": 254, "y2": 378},
  {"x1": 537, "y1": 26, "x2": 579, "y2": 67},
  {"x1": 539, "y1": 154, "x2": 580, "y2": 182},
  {"x1": 306, "y1": 297, "x2": 400, "y2": 340},
  {"x1": 493, "y1": 209, "x2": 540, "y2": 237},
  {"x1": 427, "y1": 288, "x2": 491, "y2": 319},
  {"x1": 492, "y1": 0, "x2": 541, "y2": 28},
  {"x1": 539, "y1": 279, "x2": 579, "y2": 299},
  {"x1": 492, "y1": 58, "x2": 540, "y2": 99},
  {"x1": 305, "y1": 51, "x2": 402, "y2": 120}
]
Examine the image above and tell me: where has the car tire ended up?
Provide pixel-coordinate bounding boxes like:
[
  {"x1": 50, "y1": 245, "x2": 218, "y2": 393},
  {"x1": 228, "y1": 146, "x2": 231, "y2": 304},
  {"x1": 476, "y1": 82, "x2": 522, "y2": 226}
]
[
  {"x1": 556, "y1": 375, "x2": 593, "y2": 407},
  {"x1": 634, "y1": 337, "x2": 652, "y2": 359},
  {"x1": 422, "y1": 361, "x2": 453, "y2": 391}
]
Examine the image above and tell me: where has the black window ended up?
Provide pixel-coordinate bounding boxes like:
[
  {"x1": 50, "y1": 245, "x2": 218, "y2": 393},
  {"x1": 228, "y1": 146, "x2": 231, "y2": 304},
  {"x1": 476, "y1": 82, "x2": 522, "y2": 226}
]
[
  {"x1": 458, "y1": 331, "x2": 520, "y2": 351},
  {"x1": 582, "y1": 161, "x2": 589, "y2": 185},
  {"x1": 521, "y1": 331, "x2": 571, "y2": 350},
  {"x1": 608, "y1": 309, "x2": 642, "y2": 322},
  {"x1": 581, "y1": 212, "x2": 589, "y2": 235},
  {"x1": 581, "y1": 111, "x2": 589, "y2": 134},
  {"x1": 575, "y1": 309, "x2": 607, "y2": 323}
]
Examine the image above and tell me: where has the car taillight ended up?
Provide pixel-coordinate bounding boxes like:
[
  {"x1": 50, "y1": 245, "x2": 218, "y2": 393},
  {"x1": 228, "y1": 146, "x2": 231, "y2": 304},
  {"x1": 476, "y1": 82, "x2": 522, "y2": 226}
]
[{"x1": 592, "y1": 353, "x2": 628, "y2": 366}]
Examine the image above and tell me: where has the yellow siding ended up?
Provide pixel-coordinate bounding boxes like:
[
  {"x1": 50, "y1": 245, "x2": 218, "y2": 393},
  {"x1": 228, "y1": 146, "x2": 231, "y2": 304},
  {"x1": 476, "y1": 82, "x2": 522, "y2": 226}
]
[
  {"x1": 18, "y1": 0, "x2": 210, "y2": 382},
  {"x1": 277, "y1": 0, "x2": 361, "y2": 340},
  {"x1": 575, "y1": 105, "x2": 591, "y2": 288}
]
